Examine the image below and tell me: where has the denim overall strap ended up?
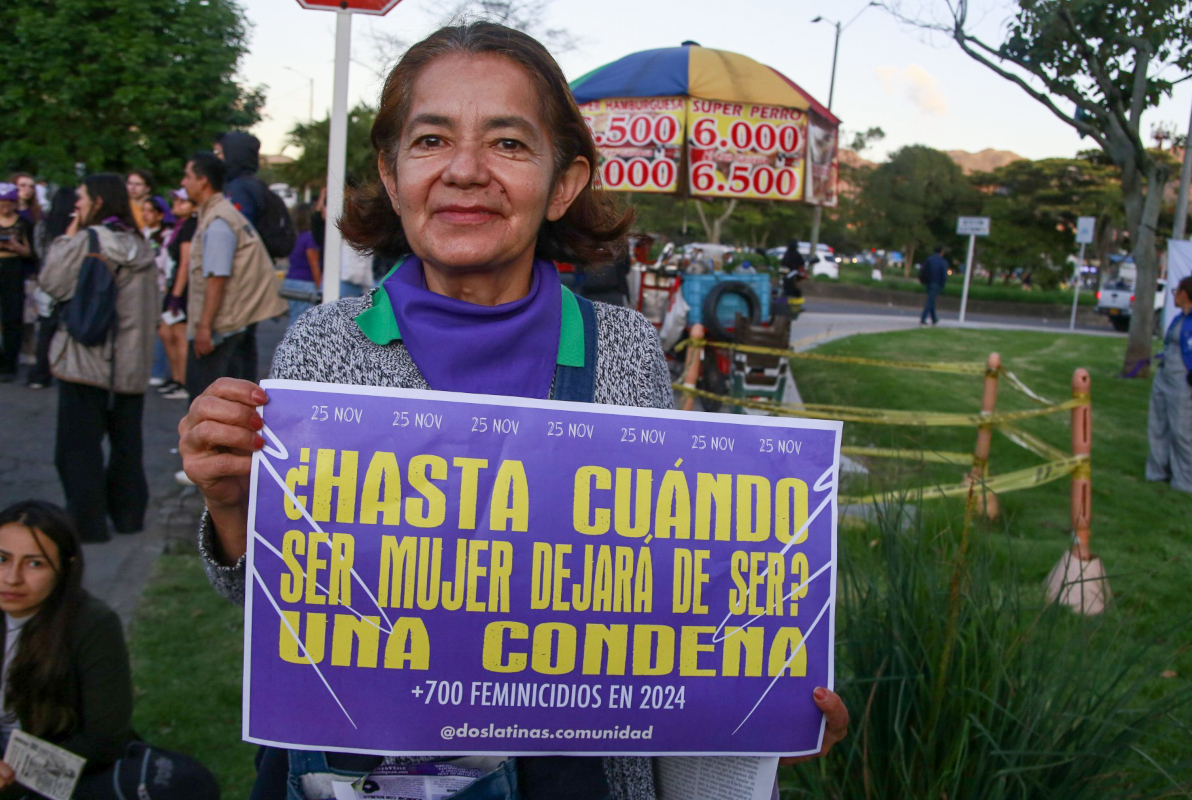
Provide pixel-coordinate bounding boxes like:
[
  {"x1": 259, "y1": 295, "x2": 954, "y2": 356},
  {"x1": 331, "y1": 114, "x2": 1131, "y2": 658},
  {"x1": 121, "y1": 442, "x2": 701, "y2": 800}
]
[
  {"x1": 285, "y1": 749, "x2": 383, "y2": 800},
  {"x1": 551, "y1": 293, "x2": 598, "y2": 404}
]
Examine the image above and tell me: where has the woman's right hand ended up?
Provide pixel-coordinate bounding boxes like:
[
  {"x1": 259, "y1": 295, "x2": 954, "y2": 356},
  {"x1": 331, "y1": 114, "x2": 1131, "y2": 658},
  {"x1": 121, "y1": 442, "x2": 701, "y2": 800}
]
[{"x1": 178, "y1": 378, "x2": 268, "y2": 563}]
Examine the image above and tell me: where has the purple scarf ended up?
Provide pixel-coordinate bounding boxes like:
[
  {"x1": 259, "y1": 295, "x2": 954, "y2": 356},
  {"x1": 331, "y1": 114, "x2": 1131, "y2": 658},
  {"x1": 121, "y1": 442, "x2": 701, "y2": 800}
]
[{"x1": 383, "y1": 256, "x2": 561, "y2": 398}]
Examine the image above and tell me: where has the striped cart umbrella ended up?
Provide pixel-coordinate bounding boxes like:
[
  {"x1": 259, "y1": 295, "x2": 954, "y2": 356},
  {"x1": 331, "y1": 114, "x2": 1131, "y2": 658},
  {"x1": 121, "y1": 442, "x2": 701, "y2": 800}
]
[{"x1": 571, "y1": 43, "x2": 840, "y2": 206}]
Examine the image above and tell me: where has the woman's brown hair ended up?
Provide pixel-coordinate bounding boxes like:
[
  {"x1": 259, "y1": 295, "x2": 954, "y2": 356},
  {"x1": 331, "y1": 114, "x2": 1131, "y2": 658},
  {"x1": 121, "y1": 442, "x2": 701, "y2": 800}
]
[
  {"x1": 0, "y1": 500, "x2": 85, "y2": 738},
  {"x1": 340, "y1": 21, "x2": 632, "y2": 266}
]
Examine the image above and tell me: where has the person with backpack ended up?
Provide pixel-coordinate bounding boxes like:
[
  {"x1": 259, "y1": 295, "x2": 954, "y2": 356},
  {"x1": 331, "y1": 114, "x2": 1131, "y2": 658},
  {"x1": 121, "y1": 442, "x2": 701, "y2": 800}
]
[
  {"x1": 38, "y1": 174, "x2": 157, "y2": 543},
  {"x1": 919, "y1": 245, "x2": 950, "y2": 326}
]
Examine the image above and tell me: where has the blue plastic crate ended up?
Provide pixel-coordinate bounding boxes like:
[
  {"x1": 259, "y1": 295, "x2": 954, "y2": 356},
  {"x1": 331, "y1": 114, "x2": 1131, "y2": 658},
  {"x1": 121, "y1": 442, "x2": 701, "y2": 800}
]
[{"x1": 681, "y1": 272, "x2": 771, "y2": 326}]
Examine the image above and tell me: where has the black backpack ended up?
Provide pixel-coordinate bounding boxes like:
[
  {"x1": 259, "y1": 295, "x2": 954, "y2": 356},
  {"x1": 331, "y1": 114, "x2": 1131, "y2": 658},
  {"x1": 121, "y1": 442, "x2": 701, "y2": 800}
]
[
  {"x1": 63, "y1": 228, "x2": 119, "y2": 347},
  {"x1": 254, "y1": 178, "x2": 297, "y2": 259}
]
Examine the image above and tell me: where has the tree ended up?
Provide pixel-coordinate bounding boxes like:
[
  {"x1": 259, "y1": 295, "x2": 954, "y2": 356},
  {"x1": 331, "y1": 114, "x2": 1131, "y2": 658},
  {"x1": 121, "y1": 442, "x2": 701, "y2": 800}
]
[
  {"x1": 972, "y1": 157, "x2": 1123, "y2": 288},
  {"x1": 885, "y1": 0, "x2": 1192, "y2": 375},
  {"x1": 0, "y1": 0, "x2": 264, "y2": 184},
  {"x1": 280, "y1": 104, "x2": 379, "y2": 192},
  {"x1": 855, "y1": 145, "x2": 977, "y2": 276}
]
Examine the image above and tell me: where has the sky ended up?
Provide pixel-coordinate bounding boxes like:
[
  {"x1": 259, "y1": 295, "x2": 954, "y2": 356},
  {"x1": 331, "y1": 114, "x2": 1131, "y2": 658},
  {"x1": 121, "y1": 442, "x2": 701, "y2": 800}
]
[{"x1": 237, "y1": 0, "x2": 1192, "y2": 165}]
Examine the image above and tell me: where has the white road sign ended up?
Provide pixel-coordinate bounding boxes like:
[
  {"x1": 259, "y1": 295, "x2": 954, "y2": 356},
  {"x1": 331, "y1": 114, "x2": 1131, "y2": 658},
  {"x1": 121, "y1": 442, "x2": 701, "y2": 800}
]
[
  {"x1": 957, "y1": 216, "x2": 991, "y2": 236},
  {"x1": 1076, "y1": 216, "x2": 1096, "y2": 244}
]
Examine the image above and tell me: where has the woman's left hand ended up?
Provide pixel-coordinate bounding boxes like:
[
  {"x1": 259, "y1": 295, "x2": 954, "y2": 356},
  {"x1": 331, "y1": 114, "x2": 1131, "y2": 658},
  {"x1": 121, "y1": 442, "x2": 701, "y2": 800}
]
[
  {"x1": 0, "y1": 759, "x2": 15, "y2": 789},
  {"x1": 778, "y1": 687, "x2": 849, "y2": 765}
]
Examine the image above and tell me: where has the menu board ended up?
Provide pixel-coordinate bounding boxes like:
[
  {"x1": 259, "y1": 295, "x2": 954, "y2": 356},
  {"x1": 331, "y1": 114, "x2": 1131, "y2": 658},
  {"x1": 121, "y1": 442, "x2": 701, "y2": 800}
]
[
  {"x1": 686, "y1": 99, "x2": 807, "y2": 202},
  {"x1": 804, "y1": 115, "x2": 839, "y2": 208},
  {"x1": 580, "y1": 97, "x2": 685, "y2": 194}
]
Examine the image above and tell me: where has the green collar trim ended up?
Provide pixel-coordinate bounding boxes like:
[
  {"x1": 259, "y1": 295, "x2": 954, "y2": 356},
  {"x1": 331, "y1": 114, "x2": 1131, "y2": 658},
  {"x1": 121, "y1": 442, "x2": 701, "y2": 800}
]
[{"x1": 353, "y1": 263, "x2": 585, "y2": 368}]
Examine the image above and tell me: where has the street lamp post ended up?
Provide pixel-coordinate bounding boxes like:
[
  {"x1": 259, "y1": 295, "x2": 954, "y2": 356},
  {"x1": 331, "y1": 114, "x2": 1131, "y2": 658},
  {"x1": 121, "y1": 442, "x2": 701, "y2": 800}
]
[{"x1": 807, "y1": 3, "x2": 874, "y2": 268}]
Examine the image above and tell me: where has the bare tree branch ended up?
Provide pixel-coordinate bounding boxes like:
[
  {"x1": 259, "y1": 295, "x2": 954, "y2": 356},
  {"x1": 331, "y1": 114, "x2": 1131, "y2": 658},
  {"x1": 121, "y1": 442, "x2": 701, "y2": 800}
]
[{"x1": 950, "y1": 31, "x2": 1107, "y2": 149}]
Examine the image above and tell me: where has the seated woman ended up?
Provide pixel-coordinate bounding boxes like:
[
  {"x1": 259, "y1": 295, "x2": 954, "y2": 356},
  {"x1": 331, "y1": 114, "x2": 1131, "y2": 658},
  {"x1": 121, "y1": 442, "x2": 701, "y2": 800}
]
[
  {"x1": 0, "y1": 500, "x2": 132, "y2": 795},
  {"x1": 179, "y1": 21, "x2": 847, "y2": 799},
  {"x1": 0, "y1": 501, "x2": 220, "y2": 799}
]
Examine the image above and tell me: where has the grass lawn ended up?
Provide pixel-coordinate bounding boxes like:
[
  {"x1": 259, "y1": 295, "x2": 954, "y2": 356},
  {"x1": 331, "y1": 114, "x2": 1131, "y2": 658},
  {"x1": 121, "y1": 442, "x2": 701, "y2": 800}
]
[
  {"x1": 786, "y1": 327, "x2": 1190, "y2": 758},
  {"x1": 128, "y1": 553, "x2": 257, "y2": 796}
]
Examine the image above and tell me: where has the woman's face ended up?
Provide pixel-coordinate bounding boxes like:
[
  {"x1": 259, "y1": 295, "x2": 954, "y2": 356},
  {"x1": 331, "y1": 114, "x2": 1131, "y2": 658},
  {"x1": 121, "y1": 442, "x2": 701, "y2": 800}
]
[
  {"x1": 142, "y1": 200, "x2": 163, "y2": 229},
  {"x1": 16, "y1": 177, "x2": 34, "y2": 202},
  {"x1": 126, "y1": 173, "x2": 149, "y2": 202},
  {"x1": 382, "y1": 53, "x2": 589, "y2": 277},
  {"x1": 172, "y1": 198, "x2": 195, "y2": 219},
  {"x1": 0, "y1": 199, "x2": 14, "y2": 218},
  {"x1": 0, "y1": 523, "x2": 61, "y2": 619},
  {"x1": 75, "y1": 184, "x2": 97, "y2": 226}
]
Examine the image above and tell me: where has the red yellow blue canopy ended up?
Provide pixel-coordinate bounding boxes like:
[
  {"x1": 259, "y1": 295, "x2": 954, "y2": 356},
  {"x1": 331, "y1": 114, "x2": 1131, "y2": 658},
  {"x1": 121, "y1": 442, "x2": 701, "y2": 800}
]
[{"x1": 570, "y1": 43, "x2": 839, "y2": 127}]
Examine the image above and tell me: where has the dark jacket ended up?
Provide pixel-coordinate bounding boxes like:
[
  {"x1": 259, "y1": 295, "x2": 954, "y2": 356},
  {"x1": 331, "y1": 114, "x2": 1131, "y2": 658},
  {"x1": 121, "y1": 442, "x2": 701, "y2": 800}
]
[
  {"x1": 922, "y1": 253, "x2": 949, "y2": 288},
  {"x1": 219, "y1": 130, "x2": 267, "y2": 228},
  {"x1": 0, "y1": 592, "x2": 134, "y2": 777}
]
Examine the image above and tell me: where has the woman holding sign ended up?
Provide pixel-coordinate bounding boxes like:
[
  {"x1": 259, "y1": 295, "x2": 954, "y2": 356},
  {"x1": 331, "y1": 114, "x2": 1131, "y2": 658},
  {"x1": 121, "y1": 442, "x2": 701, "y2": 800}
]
[{"x1": 179, "y1": 21, "x2": 847, "y2": 800}]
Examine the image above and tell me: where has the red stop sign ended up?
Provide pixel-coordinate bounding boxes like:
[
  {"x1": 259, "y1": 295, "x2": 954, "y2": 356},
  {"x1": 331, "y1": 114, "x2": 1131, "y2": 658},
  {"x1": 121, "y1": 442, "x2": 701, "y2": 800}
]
[{"x1": 295, "y1": 0, "x2": 403, "y2": 15}]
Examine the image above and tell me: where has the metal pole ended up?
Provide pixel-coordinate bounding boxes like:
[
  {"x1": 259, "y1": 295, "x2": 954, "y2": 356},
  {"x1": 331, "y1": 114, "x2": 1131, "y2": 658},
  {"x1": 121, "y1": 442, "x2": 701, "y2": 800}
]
[
  {"x1": 806, "y1": 21, "x2": 840, "y2": 276},
  {"x1": 1069, "y1": 241, "x2": 1087, "y2": 331},
  {"x1": 308, "y1": 76, "x2": 315, "y2": 124},
  {"x1": 958, "y1": 234, "x2": 976, "y2": 324},
  {"x1": 1174, "y1": 96, "x2": 1192, "y2": 240},
  {"x1": 322, "y1": 10, "x2": 351, "y2": 305}
]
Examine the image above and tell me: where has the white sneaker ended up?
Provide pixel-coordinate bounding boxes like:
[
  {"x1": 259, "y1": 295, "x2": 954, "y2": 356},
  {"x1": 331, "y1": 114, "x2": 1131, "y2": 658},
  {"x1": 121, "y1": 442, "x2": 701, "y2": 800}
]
[
  {"x1": 162, "y1": 386, "x2": 190, "y2": 400},
  {"x1": 174, "y1": 469, "x2": 195, "y2": 486},
  {"x1": 149, "y1": 376, "x2": 168, "y2": 387}
]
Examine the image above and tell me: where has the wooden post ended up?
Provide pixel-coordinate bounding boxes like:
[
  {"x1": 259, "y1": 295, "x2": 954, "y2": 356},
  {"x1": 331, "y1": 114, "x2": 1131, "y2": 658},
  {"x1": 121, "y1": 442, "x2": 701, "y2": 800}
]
[
  {"x1": 1045, "y1": 367, "x2": 1108, "y2": 615},
  {"x1": 681, "y1": 323, "x2": 705, "y2": 413},
  {"x1": 964, "y1": 352, "x2": 1000, "y2": 520},
  {"x1": 1070, "y1": 368, "x2": 1092, "y2": 560}
]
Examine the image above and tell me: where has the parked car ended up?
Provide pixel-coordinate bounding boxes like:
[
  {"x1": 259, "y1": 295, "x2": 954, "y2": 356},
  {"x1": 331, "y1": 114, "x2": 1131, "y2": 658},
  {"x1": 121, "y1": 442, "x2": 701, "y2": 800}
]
[
  {"x1": 269, "y1": 182, "x2": 298, "y2": 209},
  {"x1": 1096, "y1": 276, "x2": 1164, "y2": 333},
  {"x1": 766, "y1": 242, "x2": 840, "y2": 278}
]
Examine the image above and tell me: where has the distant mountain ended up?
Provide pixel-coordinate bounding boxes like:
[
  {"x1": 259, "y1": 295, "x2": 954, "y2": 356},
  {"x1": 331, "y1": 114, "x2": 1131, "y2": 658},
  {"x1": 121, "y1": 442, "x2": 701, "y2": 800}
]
[{"x1": 946, "y1": 148, "x2": 1025, "y2": 174}]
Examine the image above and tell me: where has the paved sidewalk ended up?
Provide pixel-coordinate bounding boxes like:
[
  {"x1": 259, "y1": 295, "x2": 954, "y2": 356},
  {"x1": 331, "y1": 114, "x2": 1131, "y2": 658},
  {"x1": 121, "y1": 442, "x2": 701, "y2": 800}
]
[{"x1": 0, "y1": 317, "x2": 290, "y2": 628}]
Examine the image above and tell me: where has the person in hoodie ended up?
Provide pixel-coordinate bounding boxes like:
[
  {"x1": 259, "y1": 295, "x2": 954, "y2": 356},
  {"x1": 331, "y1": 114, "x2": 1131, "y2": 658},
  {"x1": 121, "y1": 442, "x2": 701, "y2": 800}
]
[
  {"x1": 213, "y1": 131, "x2": 267, "y2": 229},
  {"x1": 214, "y1": 130, "x2": 271, "y2": 381},
  {"x1": 39, "y1": 175, "x2": 158, "y2": 543}
]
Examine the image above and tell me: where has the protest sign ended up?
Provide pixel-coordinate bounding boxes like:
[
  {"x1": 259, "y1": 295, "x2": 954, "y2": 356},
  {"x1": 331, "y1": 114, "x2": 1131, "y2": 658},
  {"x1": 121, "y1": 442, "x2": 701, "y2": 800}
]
[
  {"x1": 579, "y1": 97, "x2": 685, "y2": 194},
  {"x1": 245, "y1": 380, "x2": 841, "y2": 756},
  {"x1": 686, "y1": 99, "x2": 808, "y2": 201}
]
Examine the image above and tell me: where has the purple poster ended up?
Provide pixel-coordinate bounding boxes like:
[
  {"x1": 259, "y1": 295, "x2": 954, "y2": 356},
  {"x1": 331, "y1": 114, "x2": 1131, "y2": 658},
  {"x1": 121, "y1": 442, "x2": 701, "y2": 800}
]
[{"x1": 245, "y1": 380, "x2": 841, "y2": 757}]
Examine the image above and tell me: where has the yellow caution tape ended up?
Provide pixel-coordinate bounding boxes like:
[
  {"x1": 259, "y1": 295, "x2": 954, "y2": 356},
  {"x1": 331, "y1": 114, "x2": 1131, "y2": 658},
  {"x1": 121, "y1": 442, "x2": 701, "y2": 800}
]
[
  {"x1": 676, "y1": 339, "x2": 1056, "y2": 404},
  {"x1": 1001, "y1": 370, "x2": 1053, "y2": 405},
  {"x1": 840, "y1": 455, "x2": 1089, "y2": 506},
  {"x1": 840, "y1": 446, "x2": 973, "y2": 465},
  {"x1": 672, "y1": 383, "x2": 1087, "y2": 427},
  {"x1": 997, "y1": 424, "x2": 1068, "y2": 461},
  {"x1": 677, "y1": 338, "x2": 986, "y2": 376}
]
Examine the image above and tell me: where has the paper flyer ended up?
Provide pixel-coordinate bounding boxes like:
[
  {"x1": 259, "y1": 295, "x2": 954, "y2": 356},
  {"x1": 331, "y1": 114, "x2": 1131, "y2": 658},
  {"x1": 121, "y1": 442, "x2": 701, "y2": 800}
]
[
  {"x1": 3, "y1": 731, "x2": 86, "y2": 800},
  {"x1": 243, "y1": 380, "x2": 840, "y2": 756}
]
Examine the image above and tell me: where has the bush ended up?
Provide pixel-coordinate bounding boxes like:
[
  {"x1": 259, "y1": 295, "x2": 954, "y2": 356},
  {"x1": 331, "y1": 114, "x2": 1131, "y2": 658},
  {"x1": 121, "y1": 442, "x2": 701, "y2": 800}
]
[{"x1": 781, "y1": 496, "x2": 1190, "y2": 799}]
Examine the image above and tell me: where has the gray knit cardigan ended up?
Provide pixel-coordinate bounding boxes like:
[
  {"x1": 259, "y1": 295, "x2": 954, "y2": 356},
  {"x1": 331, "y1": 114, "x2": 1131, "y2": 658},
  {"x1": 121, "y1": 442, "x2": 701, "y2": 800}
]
[{"x1": 198, "y1": 292, "x2": 672, "y2": 800}]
